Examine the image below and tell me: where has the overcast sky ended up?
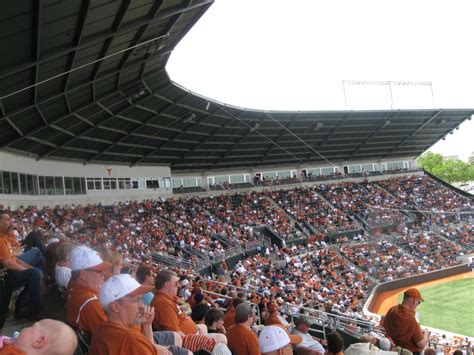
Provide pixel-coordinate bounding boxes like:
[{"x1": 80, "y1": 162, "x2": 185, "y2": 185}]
[{"x1": 167, "y1": 0, "x2": 474, "y2": 162}]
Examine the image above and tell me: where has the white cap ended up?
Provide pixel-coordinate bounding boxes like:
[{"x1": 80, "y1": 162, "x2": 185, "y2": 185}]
[
  {"x1": 70, "y1": 245, "x2": 111, "y2": 271},
  {"x1": 181, "y1": 279, "x2": 190, "y2": 286},
  {"x1": 259, "y1": 325, "x2": 290, "y2": 353},
  {"x1": 100, "y1": 274, "x2": 153, "y2": 307}
]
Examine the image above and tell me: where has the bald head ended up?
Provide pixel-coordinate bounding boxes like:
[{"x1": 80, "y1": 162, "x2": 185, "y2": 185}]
[{"x1": 15, "y1": 319, "x2": 78, "y2": 355}]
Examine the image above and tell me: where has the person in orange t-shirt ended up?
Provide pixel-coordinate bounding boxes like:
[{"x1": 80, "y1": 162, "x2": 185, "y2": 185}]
[
  {"x1": 66, "y1": 245, "x2": 112, "y2": 339},
  {"x1": 227, "y1": 303, "x2": 261, "y2": 355},
  {"x1": 0, "y1": 319, "x2": 77, "y2": 355},
  {"x1": 89, "y1": 274, "x2": 187, "y2": 355},
  {"x1": 383, "y1": 288, "x2": 429, "y2": 355},
  {"x1": 152, "y1": 270, "x2": 227, "y2": 353}
]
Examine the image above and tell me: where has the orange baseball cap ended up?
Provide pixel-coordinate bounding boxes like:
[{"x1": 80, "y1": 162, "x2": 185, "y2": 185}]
[{"x1": 404, "y1": 288, "x2": 424, "y2": 302}]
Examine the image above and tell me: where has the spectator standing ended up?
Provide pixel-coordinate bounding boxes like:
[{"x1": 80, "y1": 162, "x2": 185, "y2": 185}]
[{"x1": 383, "y1": 288, "x2": 429, "y2": 355}]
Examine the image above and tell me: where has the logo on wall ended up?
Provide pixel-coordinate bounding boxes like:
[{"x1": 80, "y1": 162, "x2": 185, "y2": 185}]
[{"x1": 105, "y1": 166, "x2": 112, "y2": 176}]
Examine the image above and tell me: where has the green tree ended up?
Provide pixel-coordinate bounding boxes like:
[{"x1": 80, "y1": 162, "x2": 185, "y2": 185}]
[
  {"x1": 417, "y1": 152, "x2": 474, "y2": 183},
  {"x1": 417, "y1": 152, "x2": 444, "y2": 171}
]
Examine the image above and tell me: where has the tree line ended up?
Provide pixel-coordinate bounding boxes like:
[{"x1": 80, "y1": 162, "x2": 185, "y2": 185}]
[{"x1": 417, "y1": 152, "x2": 474, "y2": 183}]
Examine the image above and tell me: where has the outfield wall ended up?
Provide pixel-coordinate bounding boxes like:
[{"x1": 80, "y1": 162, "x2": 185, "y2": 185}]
[{"x1": 365, "y1": 263, "x2": 471, "y2": 315}]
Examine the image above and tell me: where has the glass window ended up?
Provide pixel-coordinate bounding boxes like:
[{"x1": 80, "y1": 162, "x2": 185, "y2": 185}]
[
  {"x1": 11, "y1": 173, "x2": 19, "y2": 194},
  {"x1": 386, "y1": 161, "x2": 404, "y2": 170},
  {"x1": 307, "y1": 168, "x2": 321, "y2": 176},
  {"x1": 94, "y1": 179, "x2": 101, "y2": 190},
  {"x1": 262, "y1": 172, "x2": 277, "y2": 179},
  {"x1": 80, "y1": 178, "x2": 86, "y2": 193},
  {"x1": 131, "y1": 178, "x2": 145, "y2": 189},
  {"x1": 118, "y1": 178, "x2": 131, "y2": 189},
  {"x1": 229, "y1": 175, "x2": 245, "y2": 183},
  {"x1": 2, "y1": 171, "x2": 12, "y2": 194},
  {"x1": 162, "y1": 177, "x2": 171, "y2": 188},
  {"x1": 45, "y1": 176, "x2": 54, "y2": 195},
  {"x1": 214, "y1": 176, "x2": 229, "y2": 184},
  {"x1": 55, "y1": 177, "x2": 64, "y2": 195},
  {"x1": 20, "y1": 174, "x2": 27, "y2": 194},
  {"x1": 65, "y1": 177, "x2": 74, "y2": 195},
  {"x1": 103, "y1": 178, "x2": 112, "y2": 190},
  {"x1": 73, "y1": 178, "x2": 82, "y2": 194},
  {"x1": 38, "y1": 176, "x2": 45, "y2": 195},
  {"x1": 361, "y1": 164, "x2": 374, "y2": 172},
  {"x1": 276, "y1": 170, "x2": 291, "y2": 179},
  {"x1": 146, "y1": 178, "x2": 159, "y2": 189},
  {"x1": 87, "y1": 178, "x2": 102, "y2": 190},
  {"x1": 0, "y1": 172, "x2": 3, "y2": 194},
  {"x1": 321, "y1": 167, "x2": 334, "y2": 176},
  {"x1": 3, "y1": 172, "x2": 12, "y2": 194},
  {"x1": 182, "y1": 177, "x2": 197, "y2": 187},
  {"x1": 29, "y1": 175, "x2": 38, "y2": 195},
  {"x1": 348, "y1": 165, "x2": 362, "y2": 173},
  {"x1": 172, "y1": 178, "x2": 182, "y2": 188}
]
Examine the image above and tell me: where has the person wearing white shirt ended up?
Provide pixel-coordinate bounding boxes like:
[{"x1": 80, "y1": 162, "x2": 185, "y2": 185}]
[{"x1": 290, "y1": 316, "x2": 326, "y2": 354}]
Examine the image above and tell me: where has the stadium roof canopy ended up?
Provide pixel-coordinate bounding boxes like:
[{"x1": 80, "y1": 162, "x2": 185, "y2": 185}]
[{"x1": 1, "y1": 0, "x2": 473, "y2": 172}]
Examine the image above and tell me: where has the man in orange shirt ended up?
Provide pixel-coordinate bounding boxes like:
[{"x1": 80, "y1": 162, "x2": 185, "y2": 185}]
[
  {"x1": 227, "y1": 303, "x2": 261, "y2": 355},
  {"x1": 0, "y1": 319, "x2": 77, "y2": 355},
  {"x1": 152, "y1": 270, "x2": 201, "y2": 334},
  {"x1": 383, "y1": 288, "x2": 430, "y2": 355},
  {"x1": 89, "y1": 273, "x2": 191, "y2": 355},
  {"x1": 0, "y1": 210, "x2": 44, "y2": 320},
  {"x1": 152, "y1": 270, "x2": 227, "y2": 353},
  {"x1": 66, "y1": 245, "x2": 111, "y2": 339}
]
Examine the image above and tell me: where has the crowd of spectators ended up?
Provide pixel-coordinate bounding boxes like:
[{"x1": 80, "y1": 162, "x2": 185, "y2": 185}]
[
  {"x1": 340, "y1": 231, "x2": 461, "y2": 283},
  {"x1": 315, "y1": 181, "x2": 412, "y2": 228},
  {"x1": 1, "y1": 172, "x2": 473, "y2": 354},
  {"x1": 378, "y1": 175, "x2": 473, "y2": 215},
  {"x1": 269, "y1": 187, "x2": 360, "y2": 234}
]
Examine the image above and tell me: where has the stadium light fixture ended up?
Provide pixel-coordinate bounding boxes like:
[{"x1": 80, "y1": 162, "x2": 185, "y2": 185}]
[
  {"x1": 183, "y1": 113, "x2": 196, "y2": 123},
  {"x1": 250, "y1": 123, "x2": 260, "y2": 132}
]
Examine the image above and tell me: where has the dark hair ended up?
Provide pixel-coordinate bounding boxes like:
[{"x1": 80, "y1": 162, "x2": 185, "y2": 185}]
[
  {"x1": 327, "y1": 331, "x2": 344, "y2": 353},
  {"x1": 205, "y1": 308, "x2": 225, "y2": 327},
  {"x1": 136, "y1": 266, "x2": 152, "y2": 284},
  {"x1": 232, "y1": 297, "x2": 244, "y2": 308},
  {"x1": 191, "y1": 303, "x2": 210, "y2": 322},
  {"x1": 155, "y1": 270, "x2": 177, "y2": 290}
]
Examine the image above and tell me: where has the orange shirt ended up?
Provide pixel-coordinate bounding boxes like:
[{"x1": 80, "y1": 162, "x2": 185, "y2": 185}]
[
  {"x1": 0, "y1": 233, "x2": 15, "y2": 262},
  {"x1": 151, "y1": 291, "x2": 197, "y2": 334},
  {"x1": 89, "y1": 321, "x2": 157, "y2": 355},
  {"x1": 0, "y1": 344, "x2": 26, "y2": 354},
  {"x1": 223, "y1": 306, "x2": 236, "y2": 330},
  {"x1": 227, "y1": 324, "x2": 261, "y2": 355},
  {"x1": 384, "y1": 304, "x2": 424, "y2": 353},
  {"x1": 66, "y1": 280, "x2": 107, "y2": 337}
]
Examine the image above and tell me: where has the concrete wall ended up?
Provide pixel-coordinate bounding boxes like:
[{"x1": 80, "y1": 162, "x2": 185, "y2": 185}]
[{"x1": 365, "y1": 264, "x2": 471, "y2": 314}]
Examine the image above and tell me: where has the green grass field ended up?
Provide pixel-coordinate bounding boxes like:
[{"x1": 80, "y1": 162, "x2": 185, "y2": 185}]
[{"x1": 397, "y1": 278, "x2": 474, "y2": 337}]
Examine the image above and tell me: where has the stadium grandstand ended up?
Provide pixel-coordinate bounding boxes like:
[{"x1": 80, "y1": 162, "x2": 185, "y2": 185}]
[{"x1": 0, "y1": 1, "x2": 473, "y2": 354}]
